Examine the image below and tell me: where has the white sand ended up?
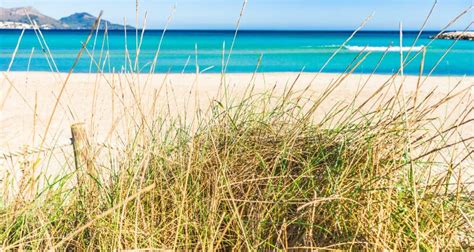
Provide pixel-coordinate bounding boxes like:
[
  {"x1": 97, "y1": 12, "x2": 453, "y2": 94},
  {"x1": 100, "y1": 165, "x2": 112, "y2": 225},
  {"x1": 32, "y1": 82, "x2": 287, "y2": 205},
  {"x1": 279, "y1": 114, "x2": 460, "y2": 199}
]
[
  {"x1": 1, "y1": 71, "x2": 472, "y2": 151},
  {"x1": 0, "y1": 72, "x2": 472, "y2": 192}
]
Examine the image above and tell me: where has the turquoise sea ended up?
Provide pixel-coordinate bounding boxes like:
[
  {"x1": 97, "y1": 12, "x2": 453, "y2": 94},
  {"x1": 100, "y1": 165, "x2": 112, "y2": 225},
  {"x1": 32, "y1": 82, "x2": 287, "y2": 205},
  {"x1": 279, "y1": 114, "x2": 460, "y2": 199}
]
[{"x1": 0, "y1": 30, "x2": 473, "y2": 75}]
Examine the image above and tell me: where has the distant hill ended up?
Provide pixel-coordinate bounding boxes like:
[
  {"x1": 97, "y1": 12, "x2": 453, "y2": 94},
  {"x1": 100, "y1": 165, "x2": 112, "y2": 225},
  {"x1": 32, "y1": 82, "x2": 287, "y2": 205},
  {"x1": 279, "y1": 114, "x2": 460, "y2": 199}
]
[
  {"x1": 60, "y1": 12, "x2": 133, "y2": 30},
  {"x1": 0, "y1": 7, "x2": 64, "y2": 29},
  {"x1": 0, "y1": 7, "x2": 133, "y2": 30}
]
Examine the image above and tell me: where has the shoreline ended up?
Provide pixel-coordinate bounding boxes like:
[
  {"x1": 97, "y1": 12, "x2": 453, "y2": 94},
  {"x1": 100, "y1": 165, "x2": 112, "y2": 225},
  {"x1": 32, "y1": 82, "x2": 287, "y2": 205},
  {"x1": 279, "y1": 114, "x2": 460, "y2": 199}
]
[{"x1": 3, "y1": 70, "x2": 474, "y2": 77}]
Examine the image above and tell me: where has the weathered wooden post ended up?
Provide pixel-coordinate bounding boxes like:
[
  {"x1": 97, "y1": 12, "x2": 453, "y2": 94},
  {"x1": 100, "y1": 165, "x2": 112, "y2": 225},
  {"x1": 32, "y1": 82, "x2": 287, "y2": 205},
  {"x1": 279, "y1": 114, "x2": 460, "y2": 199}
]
[{"x1": 71, "y1": 123, "x2": 96, "y2": 192}]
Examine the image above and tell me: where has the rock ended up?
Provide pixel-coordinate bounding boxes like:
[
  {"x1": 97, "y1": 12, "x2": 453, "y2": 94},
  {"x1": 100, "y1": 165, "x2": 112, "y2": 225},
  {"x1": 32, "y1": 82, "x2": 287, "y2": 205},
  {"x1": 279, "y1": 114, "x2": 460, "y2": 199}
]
[{"x1": 433, "y1": 31, "x2": 474, "y2": 41}]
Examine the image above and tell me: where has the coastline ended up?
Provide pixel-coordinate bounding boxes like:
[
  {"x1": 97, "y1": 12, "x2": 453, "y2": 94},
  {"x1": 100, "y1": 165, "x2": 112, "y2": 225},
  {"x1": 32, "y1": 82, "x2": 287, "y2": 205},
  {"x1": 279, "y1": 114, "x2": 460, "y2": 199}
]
[{"x1": 2, "y1": 2, "x2": 474, "y2": 249}]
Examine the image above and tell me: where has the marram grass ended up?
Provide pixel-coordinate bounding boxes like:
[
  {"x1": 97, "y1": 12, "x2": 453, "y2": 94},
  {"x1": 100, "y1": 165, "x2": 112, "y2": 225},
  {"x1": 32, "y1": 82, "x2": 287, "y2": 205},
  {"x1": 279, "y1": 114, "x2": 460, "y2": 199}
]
[{"x1": 0, "y1": 75, "x2": 472, "y2": 250}]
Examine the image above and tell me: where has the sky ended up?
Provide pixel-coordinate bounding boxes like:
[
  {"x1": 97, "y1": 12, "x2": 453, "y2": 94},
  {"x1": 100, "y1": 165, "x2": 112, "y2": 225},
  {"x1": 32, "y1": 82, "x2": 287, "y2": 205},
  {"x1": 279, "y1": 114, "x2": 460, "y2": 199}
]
[{"x1": 1, "y1": 0, "x2": 472, "y2": 30}]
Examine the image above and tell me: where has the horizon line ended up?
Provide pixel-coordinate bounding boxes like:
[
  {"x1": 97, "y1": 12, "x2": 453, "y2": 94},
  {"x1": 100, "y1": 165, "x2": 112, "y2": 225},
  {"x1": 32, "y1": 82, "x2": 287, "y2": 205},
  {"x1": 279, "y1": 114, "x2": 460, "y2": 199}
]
[{"x1": 1, "y1": 28, "x2": 466, "y2": 32}]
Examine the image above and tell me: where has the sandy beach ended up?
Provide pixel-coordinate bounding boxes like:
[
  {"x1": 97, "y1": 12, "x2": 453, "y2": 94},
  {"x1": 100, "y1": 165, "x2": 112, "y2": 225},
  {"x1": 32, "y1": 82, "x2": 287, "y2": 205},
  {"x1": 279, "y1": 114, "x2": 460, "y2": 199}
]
[
  {"x1": 1, "y1": 70, "x2": 474, "y2": 250},
  {"x1": 0, "y1": 71, "x2": 472, "y2": 194},
  {"x1": 1, "y1": 71, "x2": 473, "y2": 152}
]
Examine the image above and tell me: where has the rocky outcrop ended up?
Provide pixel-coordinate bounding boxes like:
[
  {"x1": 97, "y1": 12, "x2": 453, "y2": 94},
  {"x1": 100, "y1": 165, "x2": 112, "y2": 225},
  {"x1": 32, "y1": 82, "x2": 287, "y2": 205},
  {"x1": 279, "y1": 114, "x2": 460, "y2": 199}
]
[{"x1": 434, "y1": 31, "x2": 474, "y2": 41}]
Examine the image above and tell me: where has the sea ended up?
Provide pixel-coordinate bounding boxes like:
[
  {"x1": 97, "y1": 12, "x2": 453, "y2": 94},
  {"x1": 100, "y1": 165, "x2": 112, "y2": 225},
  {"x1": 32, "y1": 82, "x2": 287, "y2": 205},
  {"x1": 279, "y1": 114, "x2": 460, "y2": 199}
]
[{"x1": 0, "y1": 30, "x2": 473, "y2": 75}]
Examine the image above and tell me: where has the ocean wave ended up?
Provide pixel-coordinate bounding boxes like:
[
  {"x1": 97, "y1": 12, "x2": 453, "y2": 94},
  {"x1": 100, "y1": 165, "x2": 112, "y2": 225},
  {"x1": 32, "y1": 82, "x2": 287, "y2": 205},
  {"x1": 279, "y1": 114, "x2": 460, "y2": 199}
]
[
  {"x1": 345, "y1": 45, "x2": 424, "y2": 52},
  {"x1": 302, "y1": 45, "x2": 341, "y2": 49}
]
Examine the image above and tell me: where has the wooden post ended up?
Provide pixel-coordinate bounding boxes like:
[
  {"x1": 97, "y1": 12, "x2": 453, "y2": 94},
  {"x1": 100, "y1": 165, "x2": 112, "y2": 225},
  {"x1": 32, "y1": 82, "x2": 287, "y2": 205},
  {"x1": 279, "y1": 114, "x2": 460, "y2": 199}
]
[{"x1": 71, "y1": 123, "x2": 96, "y2": 189}]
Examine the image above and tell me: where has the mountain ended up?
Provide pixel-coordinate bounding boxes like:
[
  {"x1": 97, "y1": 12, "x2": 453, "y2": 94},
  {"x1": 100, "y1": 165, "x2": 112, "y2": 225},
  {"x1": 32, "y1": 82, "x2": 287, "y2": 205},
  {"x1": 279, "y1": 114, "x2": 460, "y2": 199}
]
[
  {"x1": 60, "y1": 12, "x2": 133, "y2": 30},
  {"x1": 0, "y1": 7, "x2": 64, "y2": 29},
  {"x1": 0, "y1": 7, "x2": 132, "y2": 30}
]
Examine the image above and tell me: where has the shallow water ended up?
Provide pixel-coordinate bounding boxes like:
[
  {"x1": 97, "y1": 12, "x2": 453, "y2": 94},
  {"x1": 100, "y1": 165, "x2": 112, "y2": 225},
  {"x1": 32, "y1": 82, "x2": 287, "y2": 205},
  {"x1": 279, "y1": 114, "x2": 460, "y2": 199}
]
[{"x1": 0, "y1": 30, "x2": 473, "y2": 75}]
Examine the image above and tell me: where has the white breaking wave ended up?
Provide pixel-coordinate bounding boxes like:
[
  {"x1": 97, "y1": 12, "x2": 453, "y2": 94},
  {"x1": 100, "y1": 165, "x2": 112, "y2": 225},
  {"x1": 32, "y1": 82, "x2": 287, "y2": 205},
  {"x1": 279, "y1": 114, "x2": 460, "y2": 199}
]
[{"x1": 345, "y1": 45, "x2": 424, "y2": 52}]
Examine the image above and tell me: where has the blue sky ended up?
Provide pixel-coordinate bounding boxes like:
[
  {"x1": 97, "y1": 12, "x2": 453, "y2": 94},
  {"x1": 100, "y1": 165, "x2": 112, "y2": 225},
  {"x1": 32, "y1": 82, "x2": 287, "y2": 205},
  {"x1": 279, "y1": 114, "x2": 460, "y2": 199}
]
[{"x1": 1, "y1": 0, "x2": 472, "y2": 30}]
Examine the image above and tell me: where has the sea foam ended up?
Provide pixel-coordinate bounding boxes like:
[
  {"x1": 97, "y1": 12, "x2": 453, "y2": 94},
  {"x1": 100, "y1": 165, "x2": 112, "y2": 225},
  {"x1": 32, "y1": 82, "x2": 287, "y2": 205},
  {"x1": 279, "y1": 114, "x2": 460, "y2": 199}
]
[{"x1": 345, "y1": 45, "x2": 424, "y2": 52}]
